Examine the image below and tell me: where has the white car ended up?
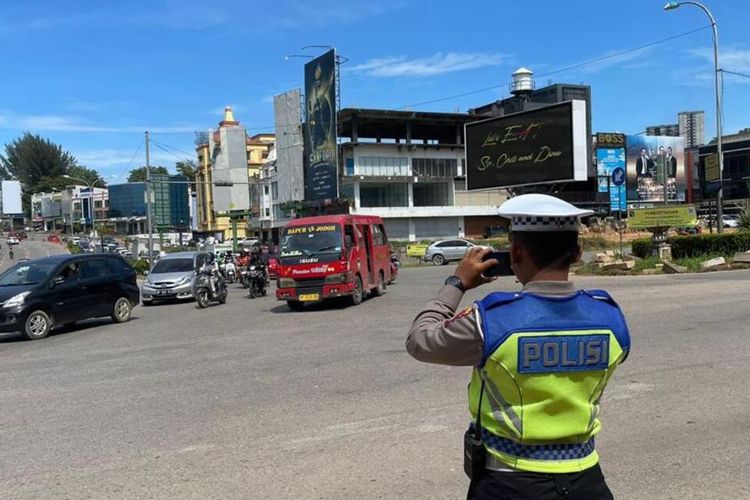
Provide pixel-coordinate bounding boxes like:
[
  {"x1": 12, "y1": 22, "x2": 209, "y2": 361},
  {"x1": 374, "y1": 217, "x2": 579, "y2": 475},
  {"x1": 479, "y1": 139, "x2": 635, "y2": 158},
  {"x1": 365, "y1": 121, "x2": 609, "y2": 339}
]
[
  {"x1": 722, "y1": 216, "x2": 739, "y2": 228},
  {"x1": 7, "y1": 237, "x2": 19, "y2": 245}
]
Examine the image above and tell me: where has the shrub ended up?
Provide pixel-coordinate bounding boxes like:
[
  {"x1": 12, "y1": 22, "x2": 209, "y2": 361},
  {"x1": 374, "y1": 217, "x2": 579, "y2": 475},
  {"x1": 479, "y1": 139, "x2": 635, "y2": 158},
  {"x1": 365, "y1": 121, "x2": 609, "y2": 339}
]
[
  {"x1": 67, "y1": 241, "x2": 82, "y2": 254},
  {"x1": 738, "y1": 209, "x2": 750, "y2": 232},
  {"x1": 632, "y1": 233, "x2": 750, "y2": 259},
  {"x1": 631, "y1": 238, "x2": 652, "y2": 258}
]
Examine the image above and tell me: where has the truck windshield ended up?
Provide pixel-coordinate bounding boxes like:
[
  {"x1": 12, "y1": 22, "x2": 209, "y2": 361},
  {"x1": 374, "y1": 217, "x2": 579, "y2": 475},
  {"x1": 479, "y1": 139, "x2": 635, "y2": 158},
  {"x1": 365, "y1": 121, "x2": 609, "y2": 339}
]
[{"x1": 279, "y1": 224, "x2": 342, "y2": 263}]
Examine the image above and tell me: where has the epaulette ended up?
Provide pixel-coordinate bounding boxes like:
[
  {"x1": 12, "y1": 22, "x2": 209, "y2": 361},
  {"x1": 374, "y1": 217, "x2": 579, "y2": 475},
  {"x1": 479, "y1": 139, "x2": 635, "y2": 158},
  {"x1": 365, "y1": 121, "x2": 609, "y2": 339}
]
[
  {"x1": 477, "y1": 291, "x2": 523, "y2": 310},
  {"x1": 582, "y1": 289, "x2": 619, "y2": 307}
]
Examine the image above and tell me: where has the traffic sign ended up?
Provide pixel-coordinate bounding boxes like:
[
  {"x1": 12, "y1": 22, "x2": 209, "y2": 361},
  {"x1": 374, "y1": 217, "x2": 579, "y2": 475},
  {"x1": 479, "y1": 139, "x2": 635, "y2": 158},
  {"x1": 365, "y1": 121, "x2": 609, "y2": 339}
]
[{"x1": 611, "y1": 166, "x2": 625, "y2": 186}]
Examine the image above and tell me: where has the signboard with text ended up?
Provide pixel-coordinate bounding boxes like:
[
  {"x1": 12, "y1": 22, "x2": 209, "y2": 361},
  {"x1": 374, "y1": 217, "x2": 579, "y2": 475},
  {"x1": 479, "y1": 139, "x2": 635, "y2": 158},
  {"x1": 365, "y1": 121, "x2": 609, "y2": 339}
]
[
  {"x1": 596, "y1": 146, "x2": 627, "y2": 211},
  {"x1": 704, "y1": 153, "x2": 720, "y2": 182},
  {"x1": 627, "y1": 205, "x2": 697, "y2": 229},
  {"x1": 304, "y1": 49, "x2": 338, "y2": 200},
  {"x1": 465, "y1": 101, "x2": 588, "y2": 190}
]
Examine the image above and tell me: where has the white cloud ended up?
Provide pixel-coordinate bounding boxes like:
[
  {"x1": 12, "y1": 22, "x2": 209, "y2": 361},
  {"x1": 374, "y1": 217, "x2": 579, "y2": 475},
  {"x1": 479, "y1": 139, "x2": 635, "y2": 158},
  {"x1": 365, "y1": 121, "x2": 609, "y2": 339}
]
[
  {"x1": 349, "y1": 52, "x2": 507, "y2": 78},
  {"x1": 0, "y1": 112, "x2": 199, "y2": 134},
  {"x1": 687, "y1": 46, "x2": 750, "y2": 85}
]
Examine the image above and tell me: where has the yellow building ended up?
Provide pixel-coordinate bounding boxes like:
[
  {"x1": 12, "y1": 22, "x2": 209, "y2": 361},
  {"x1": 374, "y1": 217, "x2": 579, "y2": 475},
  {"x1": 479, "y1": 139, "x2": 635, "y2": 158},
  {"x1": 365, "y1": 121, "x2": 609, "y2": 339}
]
[{"x1": 195, "y1": 107, "x2": 275, "y2": 240}]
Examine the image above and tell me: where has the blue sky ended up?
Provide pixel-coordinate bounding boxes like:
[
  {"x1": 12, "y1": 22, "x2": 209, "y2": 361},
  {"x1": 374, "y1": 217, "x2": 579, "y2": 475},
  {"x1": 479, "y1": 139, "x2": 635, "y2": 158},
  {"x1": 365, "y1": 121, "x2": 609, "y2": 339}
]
[{"x1": 1, "y1": 0, "x2": 748, "y2": 182}]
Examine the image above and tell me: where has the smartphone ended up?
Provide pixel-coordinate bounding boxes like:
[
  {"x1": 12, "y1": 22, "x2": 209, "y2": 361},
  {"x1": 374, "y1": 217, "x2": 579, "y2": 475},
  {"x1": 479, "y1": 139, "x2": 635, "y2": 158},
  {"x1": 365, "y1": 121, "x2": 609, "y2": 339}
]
[{"x1": 482, "y1": 250, "x2": 514, "y2": 277}]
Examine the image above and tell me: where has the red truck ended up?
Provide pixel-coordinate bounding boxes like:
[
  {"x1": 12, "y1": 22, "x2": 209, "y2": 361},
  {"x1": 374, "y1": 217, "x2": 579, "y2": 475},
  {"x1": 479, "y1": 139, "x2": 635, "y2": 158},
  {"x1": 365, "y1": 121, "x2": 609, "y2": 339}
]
[{"x1": 276, "y1": 214, "x2": 392, "y2": 311}]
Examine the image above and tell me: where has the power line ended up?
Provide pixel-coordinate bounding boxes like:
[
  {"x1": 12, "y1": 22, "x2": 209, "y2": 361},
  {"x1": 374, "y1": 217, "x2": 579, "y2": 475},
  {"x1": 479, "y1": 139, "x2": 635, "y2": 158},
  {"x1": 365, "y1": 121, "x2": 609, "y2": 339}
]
[
  {"x1": 114, "y1": 139, "x2": 143, "y2": 183},
  {"x1": 400, "y1": 25, "x2": 711, "y2": 110},
  {"x1": 721, "y1": 69, "x2": 750, "y2": 79}
]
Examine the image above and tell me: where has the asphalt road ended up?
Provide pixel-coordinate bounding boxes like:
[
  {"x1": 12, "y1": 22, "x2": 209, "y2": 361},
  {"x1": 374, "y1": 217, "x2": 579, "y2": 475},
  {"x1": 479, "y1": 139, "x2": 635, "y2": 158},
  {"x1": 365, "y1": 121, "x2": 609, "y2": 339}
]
[
  {"x1": 0, "y1": 265, "x2": 749, "y2": 499},
  {"x1": 0, "y1": 237, "x2": 68, "y2": 273}
]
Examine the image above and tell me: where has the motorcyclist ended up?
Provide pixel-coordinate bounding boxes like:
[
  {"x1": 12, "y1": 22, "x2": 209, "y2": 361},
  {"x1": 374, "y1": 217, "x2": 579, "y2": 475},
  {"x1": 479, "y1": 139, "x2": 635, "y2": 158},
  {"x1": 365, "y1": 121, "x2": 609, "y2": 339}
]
[
  {"x1": 236, "y1": 248, "x2": 250, "y2": 268},
  {"x1": 249, "y1": 246, "x2": 269, "y2": 283},
  {"x1": 199, "y1": 253, "x2": 220, "y2": 295}
]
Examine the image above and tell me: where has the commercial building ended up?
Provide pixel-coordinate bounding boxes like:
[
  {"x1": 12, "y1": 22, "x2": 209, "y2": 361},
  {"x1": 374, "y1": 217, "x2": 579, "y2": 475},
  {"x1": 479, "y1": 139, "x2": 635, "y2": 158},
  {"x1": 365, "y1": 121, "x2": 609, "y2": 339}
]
[
  {"x1": 678, "y1": 111, "x2": 705, "y2": 148},
  {"x1": 195, "y1": 106, "x2": 274, "y2": 240},
  {"x1": 696, "y1": 132, "x2": 750, "y2": 203},
  {"x1": 31, "y1": 191, "x2": 63, "y2": 231},
  {"x1": 253, "y1": 89, "x2": 305, "y2": 242},
  {"x1": 31, "y1": 185, "x2": 108, "y2": 233},
  {"x1": 469, "y1": 68, "x2": 603, "y2": 212},
  {"x1": 108, "y1": 176, "x2": 190, "y2": 235},
  {"x1": 338, "y1": 108, "x2": 503, "y2": 240}
]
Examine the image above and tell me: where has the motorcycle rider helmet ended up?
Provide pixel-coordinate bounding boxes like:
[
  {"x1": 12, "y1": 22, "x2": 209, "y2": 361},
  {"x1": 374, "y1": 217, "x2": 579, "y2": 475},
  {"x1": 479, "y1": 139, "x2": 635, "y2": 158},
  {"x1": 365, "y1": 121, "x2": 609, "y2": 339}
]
[{"x1": 251, "y1": 246, "x2": 260, "y2": 256}]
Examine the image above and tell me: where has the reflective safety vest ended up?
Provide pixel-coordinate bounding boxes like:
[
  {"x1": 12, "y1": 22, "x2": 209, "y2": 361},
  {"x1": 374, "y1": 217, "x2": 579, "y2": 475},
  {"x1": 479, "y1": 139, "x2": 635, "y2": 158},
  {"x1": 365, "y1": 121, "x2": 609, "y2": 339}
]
[{"x1": 469, "y1": 289, "x2": 630, "y2": 474}]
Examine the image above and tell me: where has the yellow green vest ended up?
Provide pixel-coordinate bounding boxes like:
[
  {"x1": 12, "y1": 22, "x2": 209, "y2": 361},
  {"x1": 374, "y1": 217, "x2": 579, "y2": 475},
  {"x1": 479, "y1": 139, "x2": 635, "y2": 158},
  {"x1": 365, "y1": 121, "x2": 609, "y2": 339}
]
[{"x1": 469, "y1": 289, "x2": 630, "y2": 473}]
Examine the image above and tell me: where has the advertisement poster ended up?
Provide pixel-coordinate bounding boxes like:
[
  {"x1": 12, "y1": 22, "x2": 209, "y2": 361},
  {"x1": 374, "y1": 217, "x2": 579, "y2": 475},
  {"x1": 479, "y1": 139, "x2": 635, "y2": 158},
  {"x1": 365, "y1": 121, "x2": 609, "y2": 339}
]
[
  {"x1": 1, "y1": 180, "x2": 22, "y2": 214},
  {"x1": 465, "y1": 101, "x2": 588, "y2": 190},
  {"x1": 627, "y1": 205, "x2": 697, "y2": 229},
  {"x1": 304, "y1": 49, "x2": 338, "y2": 200},
  {"x1": 596, "y1": 147, "x2": 626, "y2": 212},
  {"x1": 626, "y1": 135, "x2": 686, "y2": 203}
]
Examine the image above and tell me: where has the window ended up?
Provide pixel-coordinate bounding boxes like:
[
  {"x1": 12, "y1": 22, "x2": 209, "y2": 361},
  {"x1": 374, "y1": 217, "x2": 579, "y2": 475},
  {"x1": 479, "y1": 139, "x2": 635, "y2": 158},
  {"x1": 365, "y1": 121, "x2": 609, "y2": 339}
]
[
  {"x1": 94, "y1": 200, "x2": 103, "y2": 209},
  {"x1": 345, "y1": 224, "x2": 356, "y2": 247},
  {"x1": 265, "y1": 208, "x2": 270, "y2": 217},
  {"x1": 108, "y1": 257, "x2": 132, "y2": 274},
  {"x1": 271, "y1": 182, "x2": 278, "y2": 200},
  {"x1": 360, "y1": 182, "x2": 408, "y2": 207},
  {"x1": 55, "y1": 262, "x2": 81, "y2": 283},
  {"x1": 356, "y1": 156, "x2": 409, "y2": 176},
  {"x1": 414, "y1": 182, "x2": 450, "y2": 207},
  {"x1": 371, "y1": 224, "x2": 384, "y2": 246},
  {"x1": 264, "y1": 185, "x2": 269, "y2": 195},
  {"x1": 81, "y1": 259, "x2": 111, "y2": 280},
  {"x1": 412, "y1": 158, "x2": 458, "y2": 178}
]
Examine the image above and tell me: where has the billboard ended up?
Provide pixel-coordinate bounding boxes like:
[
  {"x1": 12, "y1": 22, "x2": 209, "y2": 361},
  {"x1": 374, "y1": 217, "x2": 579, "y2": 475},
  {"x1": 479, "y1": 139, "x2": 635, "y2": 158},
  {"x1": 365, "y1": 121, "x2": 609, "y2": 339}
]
[
  {"x1": 626, "y1": 135, "x2": 686, "y2": 203},
  {"x1": 304, "y1": 49, "x2": 338, "y2": 200},
  {"x1": 2, "y1": 180, "x2": 22, "y2": 214},
  {"x1": 627, "y1": 205, "x2": 697, "y2": 229},
  {"x1": 274, "y1": 89, "x2": 304, "y2": 207},
  {"x1": 596, "y1": 146, "x2": 626, "y2": 211},
  {"x1": 465, "y1": 101, "x2": 588, "y2": 190}
]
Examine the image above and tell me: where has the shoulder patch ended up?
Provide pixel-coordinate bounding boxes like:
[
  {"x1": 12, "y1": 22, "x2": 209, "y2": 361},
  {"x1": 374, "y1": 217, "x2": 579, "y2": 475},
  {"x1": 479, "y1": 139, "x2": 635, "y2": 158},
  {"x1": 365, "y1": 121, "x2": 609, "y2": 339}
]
[{"x1": 444, "y1": 306, "x2": 473, "y2": 327}]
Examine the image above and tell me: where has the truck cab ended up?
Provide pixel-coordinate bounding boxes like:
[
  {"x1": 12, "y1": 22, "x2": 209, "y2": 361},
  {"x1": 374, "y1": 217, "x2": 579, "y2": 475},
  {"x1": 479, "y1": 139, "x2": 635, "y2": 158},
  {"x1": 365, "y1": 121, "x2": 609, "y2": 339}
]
[{"x1": 276, "y1": 215, "x2": 391, "y2": 311}]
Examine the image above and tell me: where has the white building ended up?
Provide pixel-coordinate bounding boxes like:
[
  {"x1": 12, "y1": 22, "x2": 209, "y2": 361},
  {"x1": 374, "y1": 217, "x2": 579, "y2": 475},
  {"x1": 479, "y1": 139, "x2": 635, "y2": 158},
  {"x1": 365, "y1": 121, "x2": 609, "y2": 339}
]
[{"x1": 339, "y1": 108, "x2": 504, "y2": 241}]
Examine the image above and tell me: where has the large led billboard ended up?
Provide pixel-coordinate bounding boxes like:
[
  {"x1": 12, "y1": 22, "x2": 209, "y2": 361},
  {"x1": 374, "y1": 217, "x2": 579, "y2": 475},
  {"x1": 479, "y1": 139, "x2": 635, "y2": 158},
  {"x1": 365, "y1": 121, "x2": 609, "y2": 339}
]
[
  {"x1": 304, "y1": 49, "x2": 338, "y2": 200},
  {"x1": 465, "y1": 101, "x2": 588, "y2": 190},
  {"x1": 626, "y1": 135, "x2": 686, "y2": 203}
]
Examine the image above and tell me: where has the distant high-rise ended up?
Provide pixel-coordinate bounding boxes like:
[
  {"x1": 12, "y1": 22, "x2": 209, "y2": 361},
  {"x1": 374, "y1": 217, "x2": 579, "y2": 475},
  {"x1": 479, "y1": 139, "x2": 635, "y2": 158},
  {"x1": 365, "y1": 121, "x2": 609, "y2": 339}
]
[{"x1": 678, "y1": 110, "x2": 705, "y2": 147}]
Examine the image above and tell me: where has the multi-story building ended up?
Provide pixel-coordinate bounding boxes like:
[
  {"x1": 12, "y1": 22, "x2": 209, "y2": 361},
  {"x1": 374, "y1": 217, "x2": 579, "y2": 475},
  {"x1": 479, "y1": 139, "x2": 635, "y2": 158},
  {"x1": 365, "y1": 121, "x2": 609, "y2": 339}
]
[
  {"x1": 338, "y1": 108, "x2": 504, "y2": 240},
  {"x1": 108, "y1": 176, "x2": 189, "y2": 235},
  {"x1": 31, "y1": 191, "x2": 63, "y2": 231},
  {"x1": 678, "y1": 111, "x2": 705, "y2": 148},
  {"x1": 253, "y1": 89, "x2": 305, "y2": 242},
  {"x1": 645, "y1": 124, "x2": 680, "y2": 137},
  {"x1": 194, "y1": 107, "x2": 274, "y2": 240}
]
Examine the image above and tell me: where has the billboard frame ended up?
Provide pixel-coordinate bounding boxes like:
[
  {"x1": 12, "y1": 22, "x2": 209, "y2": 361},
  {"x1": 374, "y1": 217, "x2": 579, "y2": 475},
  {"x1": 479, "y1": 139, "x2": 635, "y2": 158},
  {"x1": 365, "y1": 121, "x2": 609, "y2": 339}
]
[{"x1": 464, "y1": 100, "x2": 588, "y2": 191}]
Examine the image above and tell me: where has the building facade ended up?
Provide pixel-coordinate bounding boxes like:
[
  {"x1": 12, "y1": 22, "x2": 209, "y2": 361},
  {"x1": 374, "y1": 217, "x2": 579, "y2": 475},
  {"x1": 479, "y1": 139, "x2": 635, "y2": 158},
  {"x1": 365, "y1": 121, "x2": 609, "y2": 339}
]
[
  {"x1": 338, "y1": 108, "x2": 504, "y2": 241},
  {"x1": 108, "y1": 177, "x2": 189, "y2": 235},
  {"x1": 646, "y1": 124, "x2": 680, "y2": 137},
  {"x1": 194, "y1": 107, "x2": 274, "y2": 240},
  {"x1": 678, "y1": 111, "x2": 705, "y2": 148}
]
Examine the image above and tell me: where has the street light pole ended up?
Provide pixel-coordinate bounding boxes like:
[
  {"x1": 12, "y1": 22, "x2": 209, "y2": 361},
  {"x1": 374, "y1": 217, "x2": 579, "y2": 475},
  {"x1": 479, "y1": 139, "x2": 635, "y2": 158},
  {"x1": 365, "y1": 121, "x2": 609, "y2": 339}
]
[
  {"x1": 664, "y1": 1, "x2": 723, "y2": 232},
  {"x1": 145, "y1": 131, "x2": 154, "y2": 264}
]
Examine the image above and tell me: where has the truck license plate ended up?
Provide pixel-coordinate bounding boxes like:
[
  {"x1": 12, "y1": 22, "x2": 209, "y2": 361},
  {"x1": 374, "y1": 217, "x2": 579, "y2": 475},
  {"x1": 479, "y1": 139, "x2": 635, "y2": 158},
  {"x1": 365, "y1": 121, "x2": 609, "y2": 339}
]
[{"x1": 298, "y1": 293, "x2": 319, "y2": 302}]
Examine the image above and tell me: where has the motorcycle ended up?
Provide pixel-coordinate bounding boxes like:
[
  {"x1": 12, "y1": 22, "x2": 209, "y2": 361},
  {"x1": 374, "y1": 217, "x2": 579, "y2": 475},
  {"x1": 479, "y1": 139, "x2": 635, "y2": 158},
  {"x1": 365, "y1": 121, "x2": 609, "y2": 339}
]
[
  {"x1": 192, "y1": 257, "x2": 228, "y2": 308},
  {"x1": 389, "y1": 252, "x2": 400, "y2": 284},
  {"x1": 224, "y1": 261, "x2": 237, "y2": 283},
  {"x1": 247, "y1": 263, "x2": 267, "y2": 299}
]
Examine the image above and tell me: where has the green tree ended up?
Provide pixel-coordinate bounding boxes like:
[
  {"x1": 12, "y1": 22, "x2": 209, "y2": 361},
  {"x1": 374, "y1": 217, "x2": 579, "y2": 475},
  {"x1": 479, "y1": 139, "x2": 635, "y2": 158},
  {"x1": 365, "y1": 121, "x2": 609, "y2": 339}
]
[
  {"x1": 0, "y1": 132, "x2": 76, "y2": 189},
  {"x1": 175, "y1": 160, "x2": 196, "y2": 191},
  {"x1": 128, "y1": 165, "x2": 168, "y2": 182},
  {"x1": 67, "y1": 165, "x2": 106, "y2": 186}
]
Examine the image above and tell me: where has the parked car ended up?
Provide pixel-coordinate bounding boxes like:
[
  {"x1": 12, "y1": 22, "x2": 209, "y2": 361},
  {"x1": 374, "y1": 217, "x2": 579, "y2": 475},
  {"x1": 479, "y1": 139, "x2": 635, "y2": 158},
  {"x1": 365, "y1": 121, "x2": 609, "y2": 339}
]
[
  {"x1": 141, "y1": 251, "x2": 208, "y2": 305},
  {"x1": 423, "y1": 239, "x2": 477, "y2": 266},
  {"x1": 47, "y1": 234, "x2": 62, "y2": 244},
  {"x1": 0, "y1": 253, "x2": 139, "y2": 340},
  {"x1": 722, "y1": 215, "x2": 739, "y2": 228}
]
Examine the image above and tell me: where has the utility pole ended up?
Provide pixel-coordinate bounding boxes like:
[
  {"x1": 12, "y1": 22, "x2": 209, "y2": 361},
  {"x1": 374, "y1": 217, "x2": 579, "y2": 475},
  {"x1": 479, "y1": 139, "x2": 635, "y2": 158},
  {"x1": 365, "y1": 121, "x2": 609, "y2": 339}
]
[{"x1": 145, "y1": 131, "x2": 154, "y2": 264}]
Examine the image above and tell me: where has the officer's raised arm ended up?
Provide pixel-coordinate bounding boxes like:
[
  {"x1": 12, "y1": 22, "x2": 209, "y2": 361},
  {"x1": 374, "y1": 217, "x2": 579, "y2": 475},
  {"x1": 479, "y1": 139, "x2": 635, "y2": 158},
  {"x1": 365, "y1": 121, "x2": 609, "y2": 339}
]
[{"x1": 405, "y1": 247, "x2": 498, "y2": 366}]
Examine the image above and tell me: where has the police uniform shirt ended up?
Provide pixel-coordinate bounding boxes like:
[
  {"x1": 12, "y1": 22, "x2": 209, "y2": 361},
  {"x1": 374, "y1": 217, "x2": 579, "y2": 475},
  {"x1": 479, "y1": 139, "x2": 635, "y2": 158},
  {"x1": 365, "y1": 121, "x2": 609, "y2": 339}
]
[{"x1": 406, "y1": 280, "x2": 578, "y2": 366}]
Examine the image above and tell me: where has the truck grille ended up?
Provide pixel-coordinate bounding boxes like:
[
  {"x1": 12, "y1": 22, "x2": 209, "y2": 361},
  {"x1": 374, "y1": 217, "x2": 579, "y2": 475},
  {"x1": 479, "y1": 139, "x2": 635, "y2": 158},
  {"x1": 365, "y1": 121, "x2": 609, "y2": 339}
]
[{"x1": 295, "y1": 277, "x2": 325, "y2": 294}]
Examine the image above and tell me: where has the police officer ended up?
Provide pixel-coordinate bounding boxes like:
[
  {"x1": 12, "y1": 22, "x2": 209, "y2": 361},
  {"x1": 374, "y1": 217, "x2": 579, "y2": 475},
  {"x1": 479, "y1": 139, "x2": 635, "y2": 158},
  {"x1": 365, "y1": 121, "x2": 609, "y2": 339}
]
[{"x1": 406, "y1": 194, "x2": 630, "y2": 500}]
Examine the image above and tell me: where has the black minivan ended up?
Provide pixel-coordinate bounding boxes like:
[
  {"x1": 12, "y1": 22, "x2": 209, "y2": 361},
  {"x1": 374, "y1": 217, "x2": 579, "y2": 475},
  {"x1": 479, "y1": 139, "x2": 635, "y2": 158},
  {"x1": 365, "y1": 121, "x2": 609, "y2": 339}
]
[{"x1": 0, "y1": 253, "x2": 140, "y2": 340}]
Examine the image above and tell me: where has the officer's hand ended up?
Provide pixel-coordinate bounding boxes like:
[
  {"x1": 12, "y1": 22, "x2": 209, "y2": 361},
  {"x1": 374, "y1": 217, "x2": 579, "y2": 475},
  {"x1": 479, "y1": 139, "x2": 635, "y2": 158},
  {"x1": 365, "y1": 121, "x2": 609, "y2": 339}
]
[{"x1": 454, "y1": 247, "x2": 498, "y2": 291}]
